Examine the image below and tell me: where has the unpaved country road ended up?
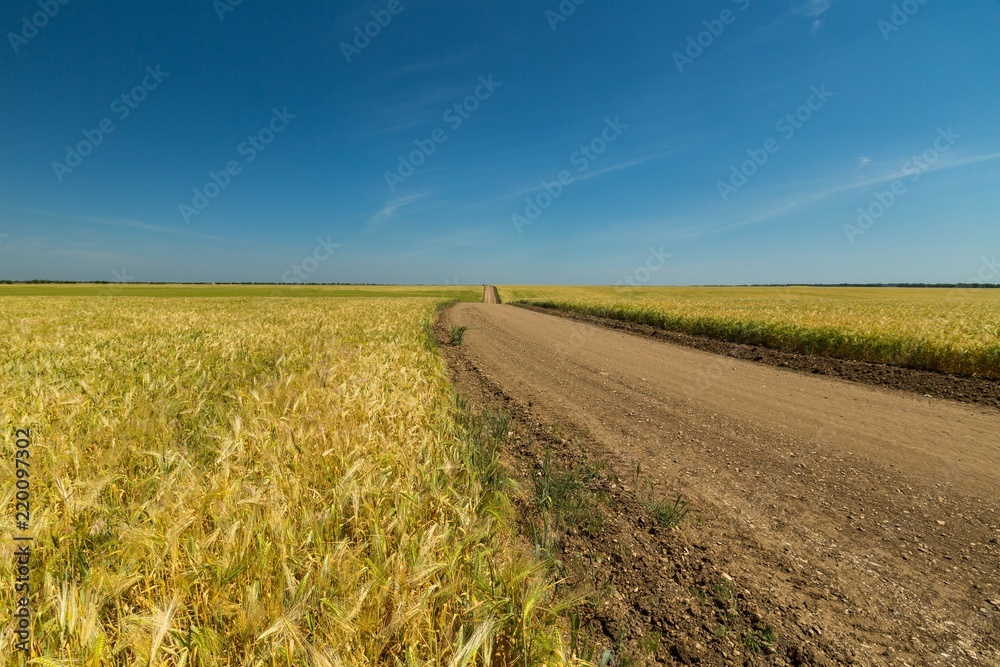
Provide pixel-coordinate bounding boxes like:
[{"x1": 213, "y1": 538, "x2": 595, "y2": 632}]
[{"x1": 442, "y1": 301, "x2": 1000, "y2": 665}]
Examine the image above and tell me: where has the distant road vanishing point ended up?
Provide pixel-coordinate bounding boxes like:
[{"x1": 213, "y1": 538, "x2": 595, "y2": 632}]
[{"x1": 482, "y1": 285, "x2": 501, "y2": 304}]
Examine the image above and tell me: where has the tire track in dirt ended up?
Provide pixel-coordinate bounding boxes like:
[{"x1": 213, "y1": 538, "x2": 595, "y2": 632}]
[{"x1": 442, "y1": 299, "x2": 1000, "y2": 665}]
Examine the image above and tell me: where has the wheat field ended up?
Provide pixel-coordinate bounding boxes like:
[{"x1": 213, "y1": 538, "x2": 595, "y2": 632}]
[
  {"x1": 0, "y1": 295, "x2": 568, "y2": 665},
  {"x1": 501, "y1": 286, "x2": 1000, "y2": 378}
]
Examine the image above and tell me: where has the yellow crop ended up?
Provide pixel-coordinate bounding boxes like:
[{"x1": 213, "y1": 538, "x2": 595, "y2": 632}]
[
  {"x1": 501, "y1": 286, "x2": 1000, "y2": 378},
  {"x1": 0, "y1": 296, "x2": 567, "y2": 665}
]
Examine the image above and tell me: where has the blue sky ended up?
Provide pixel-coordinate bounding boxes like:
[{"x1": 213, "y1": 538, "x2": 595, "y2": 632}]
[{"x1": 1, "y1": 0, "x2": 998, "y2": 285}]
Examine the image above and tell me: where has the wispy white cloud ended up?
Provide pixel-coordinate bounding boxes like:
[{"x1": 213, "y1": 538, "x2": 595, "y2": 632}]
[
  {"x1": 388, "y1": 54, "x2": 469, "y2": 79},
  {"x1": 802, "y1": 0, "x2": 832, "y2": 33},
  {"x1": 14, "y1": 207, "x2": 301, "y2": 251},
  {"x1": 482, "y1": 153, "x2": 665, "y2": 206},
  {"x1": 365, "y1": 85, "x2": 470, "y2": 137},
  {"x1": 576, "y1": 156, "x2": 659, "y2": 183},
  {"x1": 680, "y1": 149, "x2": 1000, "y2": 239},
  {"x1": 848, "y1": 150, "x2": 1000, "y2": 192},
  {"x1": 371, "y1": 193, "x2": 426, "y2": 224}
]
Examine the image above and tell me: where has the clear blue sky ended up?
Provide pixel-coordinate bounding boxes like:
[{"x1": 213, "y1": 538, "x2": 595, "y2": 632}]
[{"x1": 1, "y1": 0, "x2": 998, "y2": 285}]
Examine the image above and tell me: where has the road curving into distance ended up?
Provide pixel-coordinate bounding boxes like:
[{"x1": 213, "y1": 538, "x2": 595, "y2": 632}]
[{"x1": 446, "y1": 293, "x2": 999, "y2": 665}]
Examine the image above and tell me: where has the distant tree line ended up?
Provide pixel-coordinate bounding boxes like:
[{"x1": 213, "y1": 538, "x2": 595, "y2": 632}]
[
  {"x1": 1, "y1": 281, "x2": 998, "y2": 288},
  {"x1": 0, "y1": 280, "x2": 419, "y2": 286},
  {"x1": 740, "y1": 283, "x2": 1000, "y2": 288}
]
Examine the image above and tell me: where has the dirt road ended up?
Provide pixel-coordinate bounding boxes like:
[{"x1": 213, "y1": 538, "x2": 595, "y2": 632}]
[
  {"x1": 483, "y1": 285, "x2": 501, "y2": 304},
  {"x1": 442, "y1": 301, "x2": 999, "y2": 665}
]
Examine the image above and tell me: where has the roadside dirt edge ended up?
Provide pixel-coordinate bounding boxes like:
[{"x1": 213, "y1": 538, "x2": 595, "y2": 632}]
[{"x1": 514, "y1": 303, "x2": 1000, "y2": 409}]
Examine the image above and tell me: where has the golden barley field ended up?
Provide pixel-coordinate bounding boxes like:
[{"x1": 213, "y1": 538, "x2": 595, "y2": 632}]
[
  {"x1": 501, "y1": 286, "x2": 1000, "y2": 378},
  {"x1": 0, "y1": 294, "x2": 568, "y2": 665}
]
